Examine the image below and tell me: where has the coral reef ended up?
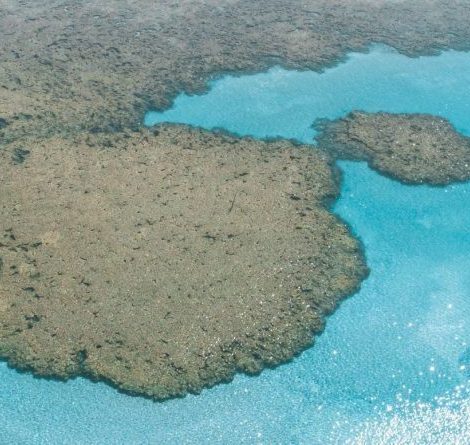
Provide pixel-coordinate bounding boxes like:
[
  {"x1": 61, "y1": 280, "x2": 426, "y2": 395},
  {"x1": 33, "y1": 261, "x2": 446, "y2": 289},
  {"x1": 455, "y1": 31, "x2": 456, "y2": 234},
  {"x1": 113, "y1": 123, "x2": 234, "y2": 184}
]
[
  {"x1": 315, "y1": 112, "x2": 470, "y2": 185},
  {"x1": 0, "y1": 126, "x2": 366, "y2": 399},
  {"x1": 2, "y1": 0, "x2": 470, "y2": 140},
  {"x1": 2, "y1": 0, "x2": 470, "y2": 399}
]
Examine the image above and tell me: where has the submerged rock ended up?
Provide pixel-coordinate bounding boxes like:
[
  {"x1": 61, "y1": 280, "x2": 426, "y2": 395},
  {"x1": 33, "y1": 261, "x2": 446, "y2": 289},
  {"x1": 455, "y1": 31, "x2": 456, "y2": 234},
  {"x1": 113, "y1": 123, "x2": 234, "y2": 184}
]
[
  {"x1": 315, "y1": 112, "x2": 470, "y2": 185},
  {"x1": 0, "y1": 126, "x2": 366, "y2": 400}
]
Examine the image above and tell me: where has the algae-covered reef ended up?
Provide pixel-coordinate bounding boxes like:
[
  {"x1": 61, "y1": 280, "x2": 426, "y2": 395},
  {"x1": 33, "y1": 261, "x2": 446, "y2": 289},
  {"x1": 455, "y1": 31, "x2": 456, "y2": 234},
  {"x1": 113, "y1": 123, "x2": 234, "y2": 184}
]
[
  {"x1": 315, "y1": 112, "x2": 470, "y2": 185},
  {"x1": 0, "y1": 126, "x2": 366, "y2": 399}
]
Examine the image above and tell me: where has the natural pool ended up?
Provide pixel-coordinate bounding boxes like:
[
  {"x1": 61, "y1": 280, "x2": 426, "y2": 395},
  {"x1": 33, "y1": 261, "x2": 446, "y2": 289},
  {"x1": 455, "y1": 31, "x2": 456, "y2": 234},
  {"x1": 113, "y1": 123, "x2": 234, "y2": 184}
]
[{"x1": 2, "y1": 45, "x2": 470, "y2": 444}]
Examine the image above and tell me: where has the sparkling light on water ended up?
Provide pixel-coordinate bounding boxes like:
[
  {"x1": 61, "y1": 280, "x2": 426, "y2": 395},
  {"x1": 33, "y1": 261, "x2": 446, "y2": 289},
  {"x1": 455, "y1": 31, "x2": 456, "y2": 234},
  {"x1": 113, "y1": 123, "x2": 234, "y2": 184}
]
[{"x1": 347, "y1": 387, "x2": 470, "y2": 445}]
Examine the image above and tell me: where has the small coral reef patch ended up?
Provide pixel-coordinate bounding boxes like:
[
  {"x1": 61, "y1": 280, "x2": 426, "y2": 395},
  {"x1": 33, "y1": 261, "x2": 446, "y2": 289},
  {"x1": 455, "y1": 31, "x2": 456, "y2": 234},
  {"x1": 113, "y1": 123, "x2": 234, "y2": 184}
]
[
  {"x1": 0, "y1": 126, "x2": 366, "y2": 400},
  {"x1": 315, "y1": 112, "x2": 470, "y2": 185}
]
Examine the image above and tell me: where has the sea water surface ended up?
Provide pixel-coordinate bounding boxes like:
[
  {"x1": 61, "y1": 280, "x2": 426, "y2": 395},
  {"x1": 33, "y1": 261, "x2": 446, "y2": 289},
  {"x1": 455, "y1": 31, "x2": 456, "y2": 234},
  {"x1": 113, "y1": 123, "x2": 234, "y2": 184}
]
[{"x1": 2, "y1": 46, "x2": 470, "y2": 444}]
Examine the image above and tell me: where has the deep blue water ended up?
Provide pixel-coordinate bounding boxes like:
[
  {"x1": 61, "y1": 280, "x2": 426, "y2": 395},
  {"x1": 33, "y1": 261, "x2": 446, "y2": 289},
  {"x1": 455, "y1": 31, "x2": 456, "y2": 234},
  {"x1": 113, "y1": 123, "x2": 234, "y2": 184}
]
[{"x1": 2, "y1": 46, "x2": 470, "y2": 444}]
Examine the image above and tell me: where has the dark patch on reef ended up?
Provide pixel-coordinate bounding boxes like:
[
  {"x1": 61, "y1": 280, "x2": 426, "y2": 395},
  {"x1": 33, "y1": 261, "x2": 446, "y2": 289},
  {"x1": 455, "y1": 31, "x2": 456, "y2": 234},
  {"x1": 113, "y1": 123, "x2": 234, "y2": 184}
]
[
  {"x1": 0, "y1": 126, "x2": 367, "y2": 400},
  {"x1": 315, "y1": 112, "x2": 470, "y2": 185},
  {"x1": 11, "y1": 148, "x2": 30, "y2": 164}
]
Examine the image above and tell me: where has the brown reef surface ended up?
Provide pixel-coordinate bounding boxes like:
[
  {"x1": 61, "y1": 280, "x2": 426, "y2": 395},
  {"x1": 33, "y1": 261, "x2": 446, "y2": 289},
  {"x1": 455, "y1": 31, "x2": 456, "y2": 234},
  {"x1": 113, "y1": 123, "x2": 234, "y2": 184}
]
[
  {"x1": 315, "y1": 112, "x2": 470, "y2": 185},
  {"x1": 0, "y1": 126, "x2": 366, "y2": 399}
]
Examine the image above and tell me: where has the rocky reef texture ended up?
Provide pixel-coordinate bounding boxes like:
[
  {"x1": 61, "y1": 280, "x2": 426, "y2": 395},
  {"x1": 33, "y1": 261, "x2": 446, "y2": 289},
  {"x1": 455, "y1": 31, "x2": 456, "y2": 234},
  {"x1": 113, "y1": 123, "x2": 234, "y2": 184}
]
[
  {"x1": 0, "y1": 126, "x2": 366, "y2": 399},
  {"x1": 315, "y1": 112, "x2": 470, "y2": 185},
  {"x1": 2, "y1": 0, "x2": 470, "y2": 140}
]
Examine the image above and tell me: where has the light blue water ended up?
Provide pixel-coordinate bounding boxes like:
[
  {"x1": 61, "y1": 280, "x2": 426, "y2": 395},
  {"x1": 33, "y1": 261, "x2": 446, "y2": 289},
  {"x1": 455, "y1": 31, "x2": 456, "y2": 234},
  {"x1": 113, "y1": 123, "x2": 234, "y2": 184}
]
[
  {"x1": 2, "y1": 46, "x2": 470, "y2": 444},
  {"x1": 146, "y1": 45, "x2": 470, "y2": 140}
]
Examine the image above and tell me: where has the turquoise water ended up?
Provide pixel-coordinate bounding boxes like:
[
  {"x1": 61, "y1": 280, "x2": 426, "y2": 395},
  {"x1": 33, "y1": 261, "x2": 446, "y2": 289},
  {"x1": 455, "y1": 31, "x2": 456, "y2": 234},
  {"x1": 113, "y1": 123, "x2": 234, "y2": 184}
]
[
  {"x1": 2, "y1": 46, "x2": 470, "y2": 443},
  {"x1": 146, "y1": 45, "x2": 470, "y2": 140}
]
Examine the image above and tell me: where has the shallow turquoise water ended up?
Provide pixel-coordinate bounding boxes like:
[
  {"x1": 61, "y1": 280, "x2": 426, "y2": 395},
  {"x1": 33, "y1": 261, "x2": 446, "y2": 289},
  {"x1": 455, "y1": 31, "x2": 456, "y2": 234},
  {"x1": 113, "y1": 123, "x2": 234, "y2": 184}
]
[
  {"x1": 2, "y1": 46, "x2": 470, "y2": 444},
  {"x1": 146, "y1": 45, "x2": 470, "y2": 141}
]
